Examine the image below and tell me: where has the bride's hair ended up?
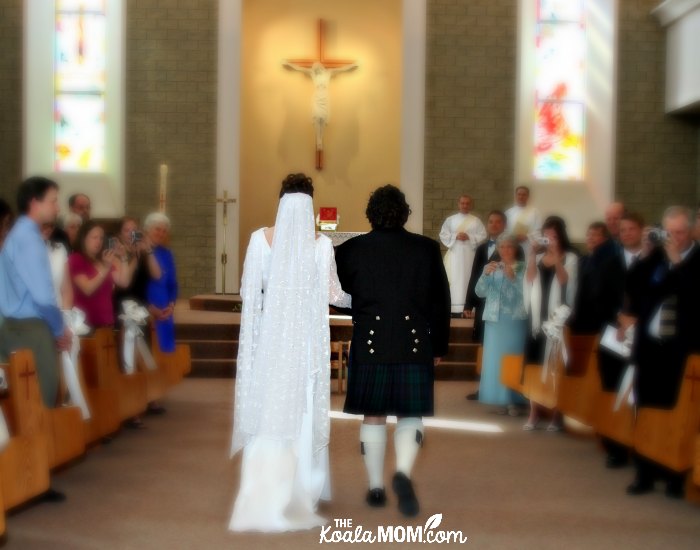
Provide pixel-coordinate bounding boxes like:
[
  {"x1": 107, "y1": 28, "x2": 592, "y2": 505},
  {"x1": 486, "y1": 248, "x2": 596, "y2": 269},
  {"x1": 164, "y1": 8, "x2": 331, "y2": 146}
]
[{"x1": 279, "y1": 173, "x2": 314, "y2": 198}]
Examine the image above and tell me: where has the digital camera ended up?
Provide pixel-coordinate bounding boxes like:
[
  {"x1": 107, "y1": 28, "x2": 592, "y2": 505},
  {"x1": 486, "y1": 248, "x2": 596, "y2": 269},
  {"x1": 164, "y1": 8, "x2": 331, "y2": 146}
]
[
  {"x1": 131, "y1": 230, "x2": 143, "y2": 244},
  {"x1": 647, "y1": 228, "x2": 668, "y2": 245}
]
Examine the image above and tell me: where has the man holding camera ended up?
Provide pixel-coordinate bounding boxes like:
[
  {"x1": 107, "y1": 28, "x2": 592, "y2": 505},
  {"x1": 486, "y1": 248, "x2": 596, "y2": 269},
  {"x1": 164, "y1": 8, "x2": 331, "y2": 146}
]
[{"x1": 621, "y1": 206, "x2": 700, "y2": 498}]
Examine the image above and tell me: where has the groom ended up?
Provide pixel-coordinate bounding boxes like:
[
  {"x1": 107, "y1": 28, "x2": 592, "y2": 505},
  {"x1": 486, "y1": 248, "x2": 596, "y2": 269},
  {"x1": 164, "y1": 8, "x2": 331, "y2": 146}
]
[{"x1": 335, "y1": 185, "x2": 451, "y2": 517}]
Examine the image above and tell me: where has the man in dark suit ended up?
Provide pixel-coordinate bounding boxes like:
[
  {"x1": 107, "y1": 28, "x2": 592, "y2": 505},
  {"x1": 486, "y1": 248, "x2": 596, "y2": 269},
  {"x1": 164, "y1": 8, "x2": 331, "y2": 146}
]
[
  {"x1": 569, "y1": 222, "x2": 625, "y2": 335},
  {"x1": 335, "y1": 185, "x2": 451, "y2": 518},
  {"x1": 596, "y1": 213, "x2": 644, "y2": 468},
  {"x1": 622, "y1": 206, "x2": 700, "y2": 498},
  {"x1": 463, "y1": 210, "x2": 523, "y2": 400}
]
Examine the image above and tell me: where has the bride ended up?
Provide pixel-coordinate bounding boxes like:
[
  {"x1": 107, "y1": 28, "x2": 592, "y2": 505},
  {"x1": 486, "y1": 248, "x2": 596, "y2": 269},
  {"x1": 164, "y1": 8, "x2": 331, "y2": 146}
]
[{"x1": 229, "y1": 173, "x2": 351, "y2": 532}]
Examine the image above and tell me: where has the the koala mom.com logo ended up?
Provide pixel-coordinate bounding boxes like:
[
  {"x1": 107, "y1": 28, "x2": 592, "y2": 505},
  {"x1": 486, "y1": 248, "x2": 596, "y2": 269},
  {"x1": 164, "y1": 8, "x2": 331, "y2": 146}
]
[{"x1": 319, "y1": 513, "x2": 468, "y2": 544}]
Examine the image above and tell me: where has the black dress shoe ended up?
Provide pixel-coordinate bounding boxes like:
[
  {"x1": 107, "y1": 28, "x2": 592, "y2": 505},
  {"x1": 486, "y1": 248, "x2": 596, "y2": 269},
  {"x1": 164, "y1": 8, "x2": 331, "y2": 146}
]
[
  {"x1": 466, "y1": 391, "x2": 479, "y2": 401},
  {"x1": 146, "y1": 404, "x2": 167, "y2": 416},
  {"x1": 366, "y1": 488, "x2": 387, "y2": 507},
  {"x1": 605, "y1": 455, "x2": 628, "y2": 469},
  {"x1": 626, "y1": 479, "x2": 654, "y2": 496},
  {"x1": 392, "y1": 473, "x2": 419, "y2": 517},
  {"x1": 665, "y1": 480, "x2": 685, "y2": 499},
  {"x1": 42, "y1": 488, "x2": 67, "y2": 503}
]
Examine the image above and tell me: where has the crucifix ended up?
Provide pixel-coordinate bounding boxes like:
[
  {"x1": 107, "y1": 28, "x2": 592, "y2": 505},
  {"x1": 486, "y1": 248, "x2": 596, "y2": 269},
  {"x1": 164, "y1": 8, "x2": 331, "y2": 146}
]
[
  {"x1": 217, "y1": 190, "x2": 237, "y2": 294},
  {"x1": 283, "y1": 19, "x2": 358, "y2": 170},
  {"x1": 19, "y1": 363, "x2": 36, "y2": 400}
]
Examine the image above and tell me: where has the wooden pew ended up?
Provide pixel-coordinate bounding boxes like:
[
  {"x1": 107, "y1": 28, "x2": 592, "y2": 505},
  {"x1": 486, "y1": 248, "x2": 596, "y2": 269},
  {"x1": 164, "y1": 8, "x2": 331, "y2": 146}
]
[
  {"x1": 1, "y1": 350, "x2": 86, "y2": 470},
  {"x1": 117, "y1": 328, "x2": 168, "y2": 404},
  {"x1": 686, "y1": 436, "x2": 700, "y2": 504},
  {"x1": 80, "y1": 329, "x2": 148, "y2": 422},
  {"x1": 74, "y1": 347, "x2": 121, "y2": 445},
  {"x1": 150, "y1": 325, "x2": 191, "y2": 388},
  {"x1": 0, "y1": 351, "x2": 51, "y2": 510},
  {"x1": 633, "y1": 355, "x2": 700, "y2": 475},
  {"x1": 0, "y1": 482, "x2": 5, "y2": 536},
  {"x1": 556, "y1": 334, "x2": 601, "y2": 426},
  {"x1": 500, "y1": 354, "x2": 525, "y2": 394}
]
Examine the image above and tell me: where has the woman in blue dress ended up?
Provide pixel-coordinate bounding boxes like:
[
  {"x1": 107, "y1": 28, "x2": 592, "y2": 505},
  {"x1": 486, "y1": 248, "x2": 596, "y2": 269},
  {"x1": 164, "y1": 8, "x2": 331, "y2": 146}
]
[
  {"x1": 474, "y1": 234, "x2": 527, "y2": 414},
  {"x1": 145, "y1": 213, "x2": 178, "y2": 353}
]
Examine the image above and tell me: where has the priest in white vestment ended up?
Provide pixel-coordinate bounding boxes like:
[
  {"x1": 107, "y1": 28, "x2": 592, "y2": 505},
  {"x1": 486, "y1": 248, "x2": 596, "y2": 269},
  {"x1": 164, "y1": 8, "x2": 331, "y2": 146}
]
[
  {"x1": 439, "y1": 195, "x2": 486, "y2": 314},
  {"x1": 505, "y1": 186, "x2": 542, "y2": 255}
]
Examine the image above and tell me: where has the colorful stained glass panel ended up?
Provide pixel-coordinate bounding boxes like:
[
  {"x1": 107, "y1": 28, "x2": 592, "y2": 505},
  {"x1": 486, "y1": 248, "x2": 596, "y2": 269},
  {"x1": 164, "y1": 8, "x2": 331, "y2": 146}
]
[
  {"x1": 534, "y1": 100, "x2": 584, "y2": 180},
  {"x1": 54, "y1": 94, "x2": 105, "y2": 172},
  {"x1": 535, "y1": 22, "x2": 585, "y2": 100},
  {"x1": 55, "y1": 14, "x2": 106, "y2": 92},
  {"x1": 56, "y1": 0, "x2": 105, "y2": 13},
  {"x1": 539, "y1": 0, "x2": 583, "y2": 22}
]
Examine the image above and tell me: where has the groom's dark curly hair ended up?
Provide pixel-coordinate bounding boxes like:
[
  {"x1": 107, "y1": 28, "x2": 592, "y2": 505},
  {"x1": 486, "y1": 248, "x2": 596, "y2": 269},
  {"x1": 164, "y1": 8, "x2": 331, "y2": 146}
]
[
  {"x1": 279, "y1": 173, "x2": 314, "y2": 198},
  {"x1": 366, "y1": 185, "x2": 411, "y2": 230}
]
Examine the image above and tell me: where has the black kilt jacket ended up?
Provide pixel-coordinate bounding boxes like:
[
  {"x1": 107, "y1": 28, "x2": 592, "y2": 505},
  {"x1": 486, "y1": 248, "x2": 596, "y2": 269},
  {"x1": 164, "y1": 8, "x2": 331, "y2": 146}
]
[{"x1": 334, "y1": 228, "x2": 451, "y2": 366}]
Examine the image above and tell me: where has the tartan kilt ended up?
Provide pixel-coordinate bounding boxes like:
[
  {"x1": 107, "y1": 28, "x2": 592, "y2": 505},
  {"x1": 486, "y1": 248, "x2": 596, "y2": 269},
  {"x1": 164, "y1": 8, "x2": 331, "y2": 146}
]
[{"x1": 343, "y1": 360, "x2": 435, "y2": 417}]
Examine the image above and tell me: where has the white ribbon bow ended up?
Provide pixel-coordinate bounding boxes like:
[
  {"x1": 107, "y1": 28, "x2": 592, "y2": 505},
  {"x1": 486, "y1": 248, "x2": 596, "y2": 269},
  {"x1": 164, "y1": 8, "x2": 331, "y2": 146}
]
[
  {"x1": 541, "y1": 304, "x2": 572, "y2": 384},
  {"x1": 613, "y1": 325, "x2": 636, "y2": 411},
  {"x1": 61, "y1": 308, "x2": 92, "y2": 420},
  {"x1": 119, "y1": 300, "x2": 157, "y2": 375}
]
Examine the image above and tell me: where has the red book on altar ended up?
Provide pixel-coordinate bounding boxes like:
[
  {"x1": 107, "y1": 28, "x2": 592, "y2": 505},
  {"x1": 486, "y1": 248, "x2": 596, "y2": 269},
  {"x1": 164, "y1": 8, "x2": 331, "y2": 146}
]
[{"x1": 319, "y1": 207, "x2": 338, "y2": 222}]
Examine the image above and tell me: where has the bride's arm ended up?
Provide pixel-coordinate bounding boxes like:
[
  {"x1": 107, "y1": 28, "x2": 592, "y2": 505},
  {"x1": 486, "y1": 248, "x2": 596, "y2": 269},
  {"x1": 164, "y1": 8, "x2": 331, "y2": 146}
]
[{"x1": 328, "y1": 251, "x2": 351, "y2": 308}]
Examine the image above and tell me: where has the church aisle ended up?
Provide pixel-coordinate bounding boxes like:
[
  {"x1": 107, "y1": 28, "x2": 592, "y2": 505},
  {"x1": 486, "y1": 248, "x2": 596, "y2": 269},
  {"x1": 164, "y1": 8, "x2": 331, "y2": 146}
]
[{"x1": 4, "y1": 380, "x2": 700, "y2": 549}]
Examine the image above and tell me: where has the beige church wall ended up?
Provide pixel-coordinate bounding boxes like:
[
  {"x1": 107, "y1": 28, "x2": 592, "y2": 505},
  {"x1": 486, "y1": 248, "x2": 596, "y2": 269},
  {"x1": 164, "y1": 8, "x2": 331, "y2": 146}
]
[
  {"x1": 0, "y1": 0, "x2": 22, "y2": 199},
  {"x1": 239, "y1": 0, "x2": 402, "y2": 267},
  {"x1": 424, "y1": 0, "x2": 700, "y2": 243}
]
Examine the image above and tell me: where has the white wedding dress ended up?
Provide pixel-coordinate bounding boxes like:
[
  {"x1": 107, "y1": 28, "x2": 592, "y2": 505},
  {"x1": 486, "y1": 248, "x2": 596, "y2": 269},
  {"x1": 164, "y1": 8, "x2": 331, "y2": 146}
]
[{"x1": 229, "y1": 194, "x2": 351, "y2": 532}]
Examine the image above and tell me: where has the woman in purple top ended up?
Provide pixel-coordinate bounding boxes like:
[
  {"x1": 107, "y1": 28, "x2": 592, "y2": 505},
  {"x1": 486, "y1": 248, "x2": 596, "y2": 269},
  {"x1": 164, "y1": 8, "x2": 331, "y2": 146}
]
[{"x1": 68, "y1": 221, "x2": 133, "y2": 328}]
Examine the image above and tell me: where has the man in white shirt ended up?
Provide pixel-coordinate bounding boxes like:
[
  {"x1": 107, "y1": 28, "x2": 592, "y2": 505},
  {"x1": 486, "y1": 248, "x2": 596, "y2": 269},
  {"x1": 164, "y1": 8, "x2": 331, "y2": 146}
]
[
  {"x1": 505, "y1": 186, "x2": 541, "y2": 253},
  {"x1": 605, "y1": 201, "x2": 626, "y2": 243},
  {"x1": 439, "y1": 195, "x2": 486, "y2": 315}
]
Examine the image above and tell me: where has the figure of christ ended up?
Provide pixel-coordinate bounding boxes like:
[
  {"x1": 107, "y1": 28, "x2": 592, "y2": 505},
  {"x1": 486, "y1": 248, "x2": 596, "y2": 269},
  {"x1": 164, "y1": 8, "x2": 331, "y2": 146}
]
[{"x1": 283, "y1": 61, "x2": 358, "y2": 152}]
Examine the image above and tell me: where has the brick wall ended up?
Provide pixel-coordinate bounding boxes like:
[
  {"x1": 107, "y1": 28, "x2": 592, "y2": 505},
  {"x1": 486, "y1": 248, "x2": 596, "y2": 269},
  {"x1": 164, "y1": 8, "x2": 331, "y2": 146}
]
[
  {"x1": 615, "y1": 0, "x2": 699, "y2": 223},
  {"x1": 0, "y1": 0, "x2": 22, "y2": 200},
  {"x1": 125, "y1": 0, "x2": 217, "y2": 297},
  {"x1": 423, "y1": 0, "x2": 518, "y2": 238}
]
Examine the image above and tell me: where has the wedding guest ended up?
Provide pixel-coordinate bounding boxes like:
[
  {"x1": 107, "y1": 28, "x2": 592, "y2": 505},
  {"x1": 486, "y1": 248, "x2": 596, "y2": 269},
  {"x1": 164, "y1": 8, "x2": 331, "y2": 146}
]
[
  {"x1": 145, "y1": 213, "x2": 178, "y2": 353},
  {"x1": 113, "y1": 216, "x2": 161, "y2": 320},
  {"x1": 0, "y1": 176, "x2": 70, "y2": 502},
  {"x1": 604, "y1": 201, "x2": 626, "y2": 243},
  {"x1": 62, "y1": 212, "x2": 83, "y2": 252},
  {"x1": 463, "y1": 210, "x2": 523, "y2": 401},
  {"x1": 0, "y1": 198, "x2": 14, "y2": 248},
  {"x1": 624, "y1": 206, "x2": 700, "y2": 498},
  {"x1": 41, "y1": 222, "x2": 73, "y2": 310},
  {"x1": 69, "y1": 221, "x2": 132, "y2": 328},
  {"x1": 114, "y1": 216, "x2": 165, "y2": 416},
  {"x1": 474, "y1": 234, "x2": 528, "y2": 415},
  {"x1": 597, "y1": 212, "x2": 645, "y2": 469},
  {"x1": 569, "y1": 222, "x2": 624, "y2": 335},
  {"x1": 68, "y1": 193, "x2": 91, "y2": 222},
  {"x1": 523, "y1": 216, "x2": 578, "y2": 431}
]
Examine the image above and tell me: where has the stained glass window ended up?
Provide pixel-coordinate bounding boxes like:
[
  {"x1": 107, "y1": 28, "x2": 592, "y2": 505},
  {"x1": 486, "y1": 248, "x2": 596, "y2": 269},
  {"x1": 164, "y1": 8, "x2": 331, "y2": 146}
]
[
  {"x1": 534, "y1": 0, "x2": 586, "y2": 180},
  {"x1": 54, "y1": 1, "x2": 106, "y2": 172}
]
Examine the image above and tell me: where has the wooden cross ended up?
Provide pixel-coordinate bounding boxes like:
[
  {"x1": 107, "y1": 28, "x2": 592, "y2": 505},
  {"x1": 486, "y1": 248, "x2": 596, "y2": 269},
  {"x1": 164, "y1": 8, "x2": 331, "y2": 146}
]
[
  {"x1": 284, "y1": 19, "x2": 357, "y2": 170},
  {"x1": 686, "y1": 371, "x2": 700, "y2": 401},
  {"x1": 19, "y1": 363, "x2": 36, "y2": 400}
]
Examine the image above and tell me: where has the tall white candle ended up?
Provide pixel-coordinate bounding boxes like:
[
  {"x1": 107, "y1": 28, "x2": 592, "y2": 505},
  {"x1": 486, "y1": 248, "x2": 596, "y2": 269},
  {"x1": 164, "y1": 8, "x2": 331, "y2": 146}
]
[{"x1": 159, "y1": 163, "x2": 168, "y2": 212}]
